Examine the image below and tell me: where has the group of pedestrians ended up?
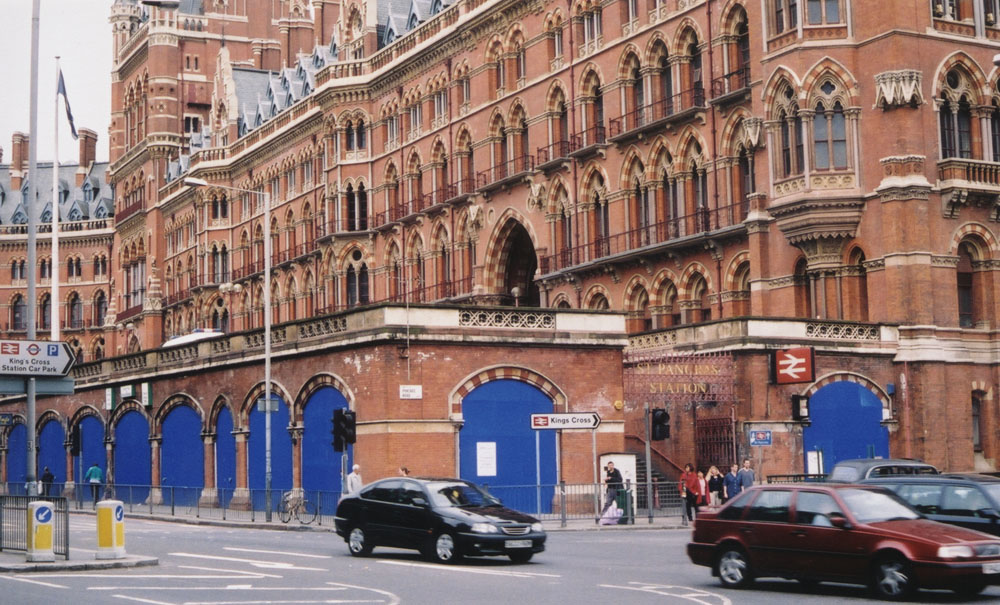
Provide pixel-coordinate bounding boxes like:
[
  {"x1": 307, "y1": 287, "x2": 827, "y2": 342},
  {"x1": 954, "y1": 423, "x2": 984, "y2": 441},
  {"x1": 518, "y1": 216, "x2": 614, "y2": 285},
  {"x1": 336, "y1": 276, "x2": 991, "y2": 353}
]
[{"x1": 679, "y1": 458, "x2": 756, "y2": 521}]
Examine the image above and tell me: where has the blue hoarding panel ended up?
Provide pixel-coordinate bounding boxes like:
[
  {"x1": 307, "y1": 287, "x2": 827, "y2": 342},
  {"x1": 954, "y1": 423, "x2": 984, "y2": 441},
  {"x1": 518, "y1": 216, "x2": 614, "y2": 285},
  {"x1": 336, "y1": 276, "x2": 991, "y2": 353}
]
[{"x1": 161, "y1": 405, "x2": 204, "y2": 505}]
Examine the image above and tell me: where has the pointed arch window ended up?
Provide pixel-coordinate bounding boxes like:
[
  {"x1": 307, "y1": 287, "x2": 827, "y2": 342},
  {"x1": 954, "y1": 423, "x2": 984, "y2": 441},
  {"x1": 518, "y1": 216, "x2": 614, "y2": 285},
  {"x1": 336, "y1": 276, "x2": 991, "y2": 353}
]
[
  {"x1": 957, "y1": 243, "x2": 976, "y2": 328},
  {"x1": 779, "y1": 106, "x2": 805, "y2": 178},
  {"x1": 69, "y1": 294, "x2": 83, "y2": 329},
  {"x1": 40, "y1": 295, "x2": 51, "y2": 331},
  {"x1": 813, "y1": 100, "x2": 847, "y2": 170},
  {"x1": 95, "y1": 290, "x2": 107, "y2": 326},
  {"x1": 12, "y1": 296, "x2": 26, "y2": 331},
  {"x1": 940, "y1": 94, "x2": 972, "y2": 159},
  {"x1": 992, "y1": 102, "x2": 1000, "y2": 161}
]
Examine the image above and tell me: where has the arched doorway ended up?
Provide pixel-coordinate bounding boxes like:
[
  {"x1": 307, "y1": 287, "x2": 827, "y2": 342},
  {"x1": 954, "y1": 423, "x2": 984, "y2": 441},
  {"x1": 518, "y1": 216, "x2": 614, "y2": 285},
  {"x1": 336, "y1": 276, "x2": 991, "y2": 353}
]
[
  {"x1": 215, "y1": 406, "x2": 237, "y2": 507},
  {"x1": 114, "y1": 409, "x2": 151, "y2": 504},
  {"x1": 5, "y1": 423, "x2": 27, "y2": 494},
  {"x1": 161, "y1": 404, "x2": 204, "y2": 505},
  {"x1": 500, "y1": 221, "x2": 539, "y2": 306},
  {"x1": 248, "y1": 394, "x2": 292, "y2": 511},
  {"x1": 302, "y1": 386, "x2": 351, "y2": 508},
  {"x1": 74, "y1": 415, "x2": 105, "y2": 499},
  {"x1": 38, "y1": 419, "x2": 66, "y2": 496},
  {"x1": 459, "y1": 379, "x2": 556, "y2": 513},
  {"x1": 802, "y1": 380, "x2": 889, "y2": 473}
]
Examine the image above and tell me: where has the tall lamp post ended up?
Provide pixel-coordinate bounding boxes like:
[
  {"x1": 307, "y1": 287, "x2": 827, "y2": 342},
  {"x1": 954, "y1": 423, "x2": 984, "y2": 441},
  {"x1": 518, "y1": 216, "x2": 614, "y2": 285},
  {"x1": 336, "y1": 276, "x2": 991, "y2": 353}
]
[{"x1": 185, "y1": 177, "x2": 274, "y2": 521}]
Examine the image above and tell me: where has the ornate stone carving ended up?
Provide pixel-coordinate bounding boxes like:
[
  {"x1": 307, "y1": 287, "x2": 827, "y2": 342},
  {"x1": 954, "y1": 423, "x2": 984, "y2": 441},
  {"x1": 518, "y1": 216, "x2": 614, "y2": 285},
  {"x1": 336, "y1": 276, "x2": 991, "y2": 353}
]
[
  {"x1": 526, "y1": 182, "x2": 546, "y2": 212},
  {"x1": 741, "y1": 117, "x2": 764, "y2": 151},
  {"x1": 805, "y1": 322, "x2": 880, "y2": 341},
  {"x1": 458, "y1": 310, "x2": 555, "y2": 329},
  {"x1": 874, "y1": 70, "x2": 923, "y2": 109}
]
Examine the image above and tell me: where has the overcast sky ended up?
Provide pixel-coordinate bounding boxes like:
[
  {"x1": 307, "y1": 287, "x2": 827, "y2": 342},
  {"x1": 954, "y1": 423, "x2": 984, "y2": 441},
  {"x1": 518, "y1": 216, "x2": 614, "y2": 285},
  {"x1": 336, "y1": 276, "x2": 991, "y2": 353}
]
[{"x1": 0, "y1": 0, "x2": 113, "y2": 165}]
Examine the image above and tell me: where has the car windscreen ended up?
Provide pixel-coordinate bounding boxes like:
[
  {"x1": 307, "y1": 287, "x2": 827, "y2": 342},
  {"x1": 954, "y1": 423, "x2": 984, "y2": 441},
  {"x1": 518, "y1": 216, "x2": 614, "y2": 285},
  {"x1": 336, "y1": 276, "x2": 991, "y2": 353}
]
[
  {"x1": 828, "y1": 466, "x2": 860, "y2": 482},
  {"x1": 426, "y1": 482, "x2": 495, "y2": 507},
  {"x1": 839, "y1": 487, "x2": 921, "y2": 523},
  {"x1": 982, "y1": 483, "x2": 1000, "y2": 505}
]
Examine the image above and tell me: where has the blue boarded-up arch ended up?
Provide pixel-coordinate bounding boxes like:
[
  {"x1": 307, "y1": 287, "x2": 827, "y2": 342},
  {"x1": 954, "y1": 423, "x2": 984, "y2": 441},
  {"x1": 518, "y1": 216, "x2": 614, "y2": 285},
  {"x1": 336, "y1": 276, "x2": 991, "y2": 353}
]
[
  {"x1": 38, "y1": 418, "x2": 66, "y2": 495},
  {"x1": 161, "y1": 402, "x2": 204, "y2": 505},
  {"x1": 248, "y1": 391, "x2": 292, "y2": 510},
  {"x1": 74, "y1": 413, "x2": 105, "y2": 496},
  {"x1": 113, "y1": 408, "x2": 151, "y2": 504},
  {"x1": 802, "y1": 378, "x2": 890, "y2": 473},
  {"x1": 215, "y1": 403, "x2": 237, "y2": 507},
  {"x1": 458, "y1": 377, "x2": 558, "y2": 514},
  {"x1": 5, "y1": 422, "x2": 27, "y2": 494},
  {"x1": 302, "y1": 382, "x2": 351, "y2": 505}
]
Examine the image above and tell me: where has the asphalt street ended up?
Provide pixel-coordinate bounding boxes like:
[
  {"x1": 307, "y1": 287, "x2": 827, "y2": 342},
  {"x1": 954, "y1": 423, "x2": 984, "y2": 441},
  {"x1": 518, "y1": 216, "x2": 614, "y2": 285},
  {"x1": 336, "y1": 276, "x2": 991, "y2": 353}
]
[{"x1": 1, "y1": 517, "x2": 998, "y2": 604}]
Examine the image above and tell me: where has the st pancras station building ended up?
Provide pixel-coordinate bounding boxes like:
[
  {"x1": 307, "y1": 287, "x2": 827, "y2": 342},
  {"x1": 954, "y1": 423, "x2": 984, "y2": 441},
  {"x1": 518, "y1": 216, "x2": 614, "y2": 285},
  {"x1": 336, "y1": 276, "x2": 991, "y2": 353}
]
[{"x1": 1, "y1": 0, "x2": 1000, "y2": 512}]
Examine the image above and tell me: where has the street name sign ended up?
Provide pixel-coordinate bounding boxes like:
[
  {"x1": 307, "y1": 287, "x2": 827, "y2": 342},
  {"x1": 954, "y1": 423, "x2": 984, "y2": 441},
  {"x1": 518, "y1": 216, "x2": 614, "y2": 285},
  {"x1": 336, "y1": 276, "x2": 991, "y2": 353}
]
[
  {"x1": 530, "y1": 412, "x2": 601, "y2": 430},
  {"x1": 0, "y1": 340, "x2": 75, "y2": 376}
]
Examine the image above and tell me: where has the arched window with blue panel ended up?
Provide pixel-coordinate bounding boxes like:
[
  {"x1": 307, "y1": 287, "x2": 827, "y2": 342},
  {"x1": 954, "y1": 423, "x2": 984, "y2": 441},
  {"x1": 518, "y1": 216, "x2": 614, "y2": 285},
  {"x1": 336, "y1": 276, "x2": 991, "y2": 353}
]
[
  {"x1": 38, "y1": 419, "x2": 66, "y2": 496},
  {"x1": 74, "y1": 415, "x2": 105, "y2": 500},
  {"x1": 302, "y1": 385, "x2": 350, "y2": 510},
  {"x1": 113, "y1": 410, "x2": 151, "y2": 504},
  {"x1": 215, "y1": 406, "x2": 236, "y2": 507},
  {"x1": 161, "y1": 404, "x2": 204, "y2": 506},
  {"x1": 459, "y1": 379, "x2": 557, "y2": 514},
  {"x1": 6, "y1": 423, "x2": 27, "y2": 494},
  {"x1": 248, "y1": 393, "x2": 292, "y2": 511},
  {"x1": 803, "y1": 380, "x2": 890, "y2": 473}
]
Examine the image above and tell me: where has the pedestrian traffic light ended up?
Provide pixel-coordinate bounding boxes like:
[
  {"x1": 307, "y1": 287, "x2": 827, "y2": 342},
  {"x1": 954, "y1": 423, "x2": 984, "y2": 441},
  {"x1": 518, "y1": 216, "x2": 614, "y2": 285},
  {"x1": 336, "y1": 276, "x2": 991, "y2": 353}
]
[
  {"x1": 651, "y1": 408, "x2": 670, "y2": 440},
  {"x1": 332, "y1": 408, "x2": 357, "y2": 452},
  {"x1": 70, "y1": 425, "x2": 80, "y2": 456},
  {"x1": 791, "y1": 394, "x2": 810, "y2": 421}
]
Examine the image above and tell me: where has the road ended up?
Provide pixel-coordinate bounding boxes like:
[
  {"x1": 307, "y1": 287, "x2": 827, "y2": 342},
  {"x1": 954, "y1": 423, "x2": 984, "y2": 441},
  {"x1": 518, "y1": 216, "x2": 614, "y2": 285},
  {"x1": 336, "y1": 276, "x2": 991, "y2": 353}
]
[{"x1": 1, "y1": 517, "x2": 998, "y2": 604}]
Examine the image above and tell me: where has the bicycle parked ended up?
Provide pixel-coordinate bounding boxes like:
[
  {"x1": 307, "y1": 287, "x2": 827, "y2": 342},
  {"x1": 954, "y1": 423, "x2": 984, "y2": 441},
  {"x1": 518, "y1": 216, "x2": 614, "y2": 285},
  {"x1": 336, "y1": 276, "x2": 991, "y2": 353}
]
[{"x1": 278, "y1": 490, "x2": 317, "y2": 524}]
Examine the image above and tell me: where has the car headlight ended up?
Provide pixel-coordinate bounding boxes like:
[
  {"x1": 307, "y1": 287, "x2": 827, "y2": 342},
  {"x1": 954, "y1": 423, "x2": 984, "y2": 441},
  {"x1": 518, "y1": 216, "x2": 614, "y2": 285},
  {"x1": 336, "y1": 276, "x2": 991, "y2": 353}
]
[
  {"x1": 937, "y1": 545, "x2": 974, "y2": 559},
  {"x1": 531, "y1": 522, "x2": 544, "y2": 532},
  {"x1": 471, "y1": 522, "x2": 499, "y2": 534}
]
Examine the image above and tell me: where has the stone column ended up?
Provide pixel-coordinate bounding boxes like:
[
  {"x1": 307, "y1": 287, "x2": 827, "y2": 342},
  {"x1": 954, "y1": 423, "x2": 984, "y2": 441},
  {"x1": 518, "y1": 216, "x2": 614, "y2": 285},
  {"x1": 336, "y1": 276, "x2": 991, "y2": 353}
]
[
  {"x1": 200, "y1": 432, "x2": 218, "y2": 507},
  {"x1": 149, "y1": 437, "x2": 162, "y2": 505},
  {"x1": 231, "y1": 430, "x2": 250, "y2": 509}
]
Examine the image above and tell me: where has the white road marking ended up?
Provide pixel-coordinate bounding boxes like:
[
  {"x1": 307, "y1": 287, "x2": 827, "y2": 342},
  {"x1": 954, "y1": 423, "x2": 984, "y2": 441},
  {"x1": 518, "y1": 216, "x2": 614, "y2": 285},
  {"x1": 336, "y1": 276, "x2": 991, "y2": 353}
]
[
  {"x1": 177, "y1": 565, "x2": 282, "y2": 578},
  {"x1": 0, "y1": 575, "x2": 68, "y2": 589},
  {"x1": 33, "y1": 573, "x2": 269, "y2": 580},
  {"x1": 377, "y1": 559, "x2": 560, "y2": 578},
  {"x1": 183, "y1": 601, "x2": 385, "y2": 604},
  {"x1": 92, "y1": 587, "x2": 350, "y2": 592},
  {"x1": 112, "y1": 595, "x2": 175, "y2": 605},
  {"x1": 600, "y1": 582, "x2": 732, "y2": 604},
  {"x1": 223, "y1": 547, "x2": 332, "y2": 559},
  {"x1": 169, "y1": 552, "x2": 327, "y2": 571}
]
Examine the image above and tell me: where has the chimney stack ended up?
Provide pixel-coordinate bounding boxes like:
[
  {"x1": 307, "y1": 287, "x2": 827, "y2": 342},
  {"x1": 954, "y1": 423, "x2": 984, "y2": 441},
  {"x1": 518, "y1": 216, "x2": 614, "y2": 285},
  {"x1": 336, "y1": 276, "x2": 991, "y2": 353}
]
[
  {"x1": 77, "y1": 128, "x2": 98, "y2": 187},
  {"x1": 10, "y1": 132, "x2": 28, "y2": 191}
]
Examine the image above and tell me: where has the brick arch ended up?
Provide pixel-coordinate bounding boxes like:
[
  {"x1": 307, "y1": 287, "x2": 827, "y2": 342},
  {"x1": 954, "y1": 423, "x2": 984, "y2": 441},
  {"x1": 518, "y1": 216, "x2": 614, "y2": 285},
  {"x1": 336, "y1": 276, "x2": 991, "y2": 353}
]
[
  {"x1": 152, "y1": 393, "x2": 205, "y2": 435},
  {"x1": 68, "y1": 406, "x2": 104, "y2": 439},
  {"x1": 761, "y1": 66, "x2": 802, "y2": 109},
  {"x1": 617, "y1": 45, "x2": 643, "y2": 80},
  {"x1": 449, "y1": 365, "x2": 567, "y2": 413},
  {"x1": 651, "y1": 268, "x2": 680, "y2": 306},
  {"x1": 508, "y1": 99, "x2": 528, "y2": 124},
  {"x1": 430, "y1": 216, "x2": 452, "y2": 245},
  {"x1": 671, "y1": 18, "x2": 704, "y2": 56},
  {"x1": 0, "y1": 414, "x2": 26, "y2": 448},
  {"x1": 950, "y1": 222, "x2": 1000, "y2": 258},
  {"x1": 108, "y1": 399, "x2": 150, "y2": 438},
  {"x1": 619, "y1": 146, "x2": 646, "y2": 188},
  {"x1": 240, "y1": 381, "x2": 294, "y2": 426},
  {"x1": 208, "y1": 395, "x2": 237, "y2": 432},
  {"x1": 678, "y1": 262, "x2": 713, "y2": 298},
  {"x1": 719, "y1": 0, "x2": 749, "y2": 33},
  {"x1": 676, "y1": 126, "x2": 707, "y2": 162},
  {"x1": 802, "y1": 372, "x2": 891, "y2": 419},
  {"x1": 37, "y1": 409, "x2": 63, "y2": 434},
  {"x1": 623, "y1": 275, "x2": 651, "y2": 310},
  {"x1": 643, "y1": 31, "x2": 670, "y2": 65},
  {"x1": 583, "y1": 283, "x2": 611, "y2": 308},
  {"x1": 335, "y1": 241, "x2": 374, "y2": 268},
  {"x1": 481, "y1": 209, "x2": 541, "y2": 292},
  {"x1": 551, "y1": 292, "x2": 573, "y2": 307},
  {"x1": 719, "y1": 108, "x2": 754, "y2": 156},
  {"x1": 578, "y1": 63, "x2": 604, "y2": 96},
  {"x1": 293, "y1": 373, "x2": 355, "y2": 423},
  {"x1": 546, "y1": 176, "x2": 571, "y2": 213},
  {"x1": 724, "y1": 251, "x2": 751, "y2": 291},
  {"x1": 648, "y1": 136, "x2": 675, "y2": 173},
  {"x1": 544, "y1": 80, "x2": 569, "y2": 112},
  {"x1": 933, "y1": 51, "x2": 989, "y2": 102},
  {"x1": 801, "y1": 58, "x2": 860, "y2": 107}
]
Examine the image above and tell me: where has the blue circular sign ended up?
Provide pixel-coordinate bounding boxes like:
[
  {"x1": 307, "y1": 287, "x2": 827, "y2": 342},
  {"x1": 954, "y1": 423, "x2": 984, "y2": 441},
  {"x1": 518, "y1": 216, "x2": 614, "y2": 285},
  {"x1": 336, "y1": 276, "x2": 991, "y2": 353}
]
[
  {"x1": 114, "y1": 505, "x2": 123, "y2": 522},
  {"x1": 35, "y1": 506, "x2": 52, "y2": 524}
]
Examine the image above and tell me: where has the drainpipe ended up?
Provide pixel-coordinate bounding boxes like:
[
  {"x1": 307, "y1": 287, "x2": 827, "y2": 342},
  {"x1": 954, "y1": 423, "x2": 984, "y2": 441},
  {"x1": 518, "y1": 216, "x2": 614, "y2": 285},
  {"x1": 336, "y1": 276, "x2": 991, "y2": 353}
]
[
  {"x1": 707, "y1": 0, "x2": 720, "y2": 212},
  {"x1": 567, "y1": 0, "x2": 581, "y2": 308}
]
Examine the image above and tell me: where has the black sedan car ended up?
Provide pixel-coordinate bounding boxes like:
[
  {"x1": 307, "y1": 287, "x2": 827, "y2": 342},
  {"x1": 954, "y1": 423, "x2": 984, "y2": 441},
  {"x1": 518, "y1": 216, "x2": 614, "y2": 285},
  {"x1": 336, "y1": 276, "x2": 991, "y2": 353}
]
[{"x1": 334, "y1": 477, "x2": 546, "y2": 563}]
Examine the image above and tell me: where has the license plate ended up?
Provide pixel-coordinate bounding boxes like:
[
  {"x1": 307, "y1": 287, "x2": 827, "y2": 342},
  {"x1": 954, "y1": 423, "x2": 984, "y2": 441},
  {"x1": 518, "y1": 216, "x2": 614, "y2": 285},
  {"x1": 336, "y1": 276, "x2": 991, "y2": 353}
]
[
  {"x1": 983, "y1": 562, "x2": 1000, "y2": 574},
  {"x1": 505, "y1": 539, "x2": 532, "y2": 549}
]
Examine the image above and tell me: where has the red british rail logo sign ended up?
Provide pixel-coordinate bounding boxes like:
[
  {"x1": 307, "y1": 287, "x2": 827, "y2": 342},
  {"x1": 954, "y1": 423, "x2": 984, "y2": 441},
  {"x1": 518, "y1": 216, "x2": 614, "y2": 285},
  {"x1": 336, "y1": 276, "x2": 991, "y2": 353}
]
[{"x1": 773, "y1": 347, "x2": 815, "y2": 384}]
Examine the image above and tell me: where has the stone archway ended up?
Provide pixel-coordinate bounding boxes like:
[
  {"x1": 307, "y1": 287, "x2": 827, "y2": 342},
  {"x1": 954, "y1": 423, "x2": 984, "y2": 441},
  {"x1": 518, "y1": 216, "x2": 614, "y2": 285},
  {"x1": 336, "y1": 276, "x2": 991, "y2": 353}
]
[{"x1": 500, "y1": 221, "x2": 539, "y2": 306}]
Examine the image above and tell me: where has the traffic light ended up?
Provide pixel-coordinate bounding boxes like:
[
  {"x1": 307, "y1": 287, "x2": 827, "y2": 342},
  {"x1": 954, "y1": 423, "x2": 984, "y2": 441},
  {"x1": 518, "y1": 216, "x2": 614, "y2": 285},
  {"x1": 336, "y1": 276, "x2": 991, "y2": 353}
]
[
  {"x1": 332, "y1": 408, "x2": 357, "y2": 452},
  {"x1": 651, "y1": 408, "x2": 670, "y2": 440},
  {"x1": 791, "y1": 394, "x2": 810, "y2": 421},
  {"x1": 70, "y1": 424, "x2": 81, "y2": 456}
]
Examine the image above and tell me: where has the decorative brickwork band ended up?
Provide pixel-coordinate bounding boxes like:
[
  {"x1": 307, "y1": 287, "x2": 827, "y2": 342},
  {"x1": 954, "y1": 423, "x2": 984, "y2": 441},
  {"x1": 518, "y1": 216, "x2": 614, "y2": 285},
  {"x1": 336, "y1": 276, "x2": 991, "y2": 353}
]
[{"x1": 450, "y1": 366, "x2": 566, "y2": 416}]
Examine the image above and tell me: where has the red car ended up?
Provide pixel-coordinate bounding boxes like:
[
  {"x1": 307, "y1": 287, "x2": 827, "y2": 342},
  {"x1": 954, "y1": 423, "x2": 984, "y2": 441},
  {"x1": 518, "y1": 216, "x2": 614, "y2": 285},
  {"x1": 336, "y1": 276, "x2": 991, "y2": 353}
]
[{"x1": 687, "y1": 484, "x2": 1000, "y2": 600}]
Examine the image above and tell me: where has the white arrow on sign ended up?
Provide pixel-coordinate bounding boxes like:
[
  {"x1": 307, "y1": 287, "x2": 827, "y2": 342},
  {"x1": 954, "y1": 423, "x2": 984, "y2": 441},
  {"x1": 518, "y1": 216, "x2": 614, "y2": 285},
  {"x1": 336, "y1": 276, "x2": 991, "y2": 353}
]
[
  {"x1": 530, "y1": 412, "x2": 601, "y2": 430},
  {"x1": 777, "y1": 355, "x2": 807, "y2": 379},
  {"x1": 0, "y1": 340, "x2": 75, "y2": 376}
]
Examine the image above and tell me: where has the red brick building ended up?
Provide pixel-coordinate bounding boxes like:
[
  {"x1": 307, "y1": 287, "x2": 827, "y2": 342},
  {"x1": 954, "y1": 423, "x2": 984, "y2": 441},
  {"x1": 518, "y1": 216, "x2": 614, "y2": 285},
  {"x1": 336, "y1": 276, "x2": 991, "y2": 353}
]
[{"x1": 2, "y1": 0, "x2": 1000, "y2": 504}]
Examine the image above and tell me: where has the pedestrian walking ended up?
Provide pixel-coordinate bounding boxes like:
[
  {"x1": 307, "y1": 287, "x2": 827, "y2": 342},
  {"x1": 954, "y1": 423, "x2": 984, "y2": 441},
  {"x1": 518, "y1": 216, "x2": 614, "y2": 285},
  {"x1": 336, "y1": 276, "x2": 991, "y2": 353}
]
[
  {"x1": 41, "y1": 466, "x2": 55, "y2": 497},
  {"x1": 737, "y1": 458, "x2": 756, "y2": 492},
  {"x1": 707, "y1": 466, "x2": 723, "y2": 507},
  {"x1": 722, "y1": 463, "x2": 740, "y2": 502},
  {"x1": 346, "y1": 464, "x2": 363, "y2": 494},
  {"x1": 603, "y1": 461, "x2": 624, "y2": 512},
  {"x1": 84, "y1": 462, "x2": 103, "y2": 506},
  {"x1": 679, "y1": 463, "x2": 701, "y2": 522}
]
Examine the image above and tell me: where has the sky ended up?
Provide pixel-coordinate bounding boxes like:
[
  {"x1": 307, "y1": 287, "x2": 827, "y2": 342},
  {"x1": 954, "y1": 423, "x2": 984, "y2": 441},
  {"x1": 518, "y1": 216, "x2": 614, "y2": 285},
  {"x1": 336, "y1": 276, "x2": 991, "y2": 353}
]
[{"x1": 0, "y1": 0, "x2": 113, "y2": 165}]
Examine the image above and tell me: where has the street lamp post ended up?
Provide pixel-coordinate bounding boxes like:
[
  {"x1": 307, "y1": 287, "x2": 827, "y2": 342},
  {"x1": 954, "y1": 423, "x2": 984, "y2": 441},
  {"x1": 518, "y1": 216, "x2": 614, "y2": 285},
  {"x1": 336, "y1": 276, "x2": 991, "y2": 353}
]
[{"x1": 185, "y1": 177, "x2": 273, "y2": 521}]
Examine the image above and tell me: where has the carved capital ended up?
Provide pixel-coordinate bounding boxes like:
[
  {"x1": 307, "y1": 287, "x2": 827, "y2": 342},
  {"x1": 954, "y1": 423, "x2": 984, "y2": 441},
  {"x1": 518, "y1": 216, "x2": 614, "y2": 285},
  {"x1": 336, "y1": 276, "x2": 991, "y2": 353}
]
[{"x1": 874, "y1": 70, "x2": 923, "y2": 109}]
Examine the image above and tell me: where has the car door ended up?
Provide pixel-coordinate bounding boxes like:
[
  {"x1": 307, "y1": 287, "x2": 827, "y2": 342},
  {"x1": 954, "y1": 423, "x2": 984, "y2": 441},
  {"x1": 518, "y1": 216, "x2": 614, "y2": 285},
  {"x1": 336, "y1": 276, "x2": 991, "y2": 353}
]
[
  {"x1": 788, "y1": 490, "x2": 865, "y2": 581},
  {"x1": 937, "y1": 484, "x2": 1000, "y2": 535},
  {"x1": 741, "y1": 489, "x2": 793, "y2": 575},
  {"x1": 363, "y1": 480, "x2": 403, "y2": 545},
  {"x1": 394, "y1": 480, "x2": 435, "y2": 549}
]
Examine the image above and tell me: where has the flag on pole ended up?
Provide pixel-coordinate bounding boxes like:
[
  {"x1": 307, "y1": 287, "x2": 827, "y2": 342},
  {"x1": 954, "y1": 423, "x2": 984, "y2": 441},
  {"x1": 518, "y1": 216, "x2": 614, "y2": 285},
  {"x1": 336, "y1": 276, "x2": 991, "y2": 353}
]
[{"x1": 56, "y1": 69, "x2": 78, "y2": 140}]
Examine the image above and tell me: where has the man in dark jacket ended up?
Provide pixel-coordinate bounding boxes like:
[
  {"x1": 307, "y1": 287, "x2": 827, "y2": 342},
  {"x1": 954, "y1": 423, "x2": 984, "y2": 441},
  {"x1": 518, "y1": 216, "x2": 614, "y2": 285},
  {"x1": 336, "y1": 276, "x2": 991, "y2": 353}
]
[
  {"x1": 603, "y1": 461, "x2": 623, "y2": 512},
  {"x1": 722, "y1": 463, "x2": 740, "y2": 502}
]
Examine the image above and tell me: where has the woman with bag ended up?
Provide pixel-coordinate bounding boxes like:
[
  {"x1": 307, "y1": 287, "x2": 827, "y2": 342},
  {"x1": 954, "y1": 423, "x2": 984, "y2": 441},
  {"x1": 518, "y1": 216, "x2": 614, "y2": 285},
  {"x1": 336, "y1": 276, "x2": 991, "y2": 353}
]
[{"x1": 707, "y1": 466, "x2": 724, "y2": 507}]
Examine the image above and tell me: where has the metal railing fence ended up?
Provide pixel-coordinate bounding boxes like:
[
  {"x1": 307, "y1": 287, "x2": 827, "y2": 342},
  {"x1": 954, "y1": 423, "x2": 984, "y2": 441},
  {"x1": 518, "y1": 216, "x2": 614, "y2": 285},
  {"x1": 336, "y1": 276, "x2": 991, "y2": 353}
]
[{"x1": 0, "y1": 495, "x2": 70, "y2": 559}]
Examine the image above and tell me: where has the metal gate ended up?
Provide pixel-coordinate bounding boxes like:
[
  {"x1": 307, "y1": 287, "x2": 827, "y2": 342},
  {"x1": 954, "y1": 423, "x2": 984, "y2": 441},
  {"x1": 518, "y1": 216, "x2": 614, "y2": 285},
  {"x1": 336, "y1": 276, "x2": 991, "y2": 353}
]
[{"x1": 695, "y1": 416, "x2": 736, "y2": 470}]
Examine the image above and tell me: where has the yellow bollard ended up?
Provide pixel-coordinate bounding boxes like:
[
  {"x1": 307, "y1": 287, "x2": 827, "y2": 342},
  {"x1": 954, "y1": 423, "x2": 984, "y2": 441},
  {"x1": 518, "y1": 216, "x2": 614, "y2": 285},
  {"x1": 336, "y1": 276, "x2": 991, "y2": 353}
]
[
  {"x1": 26, "y1": 501, "x2": 55, "y2": 562},
  {"x1": 95, "y1": 500, "x2": 126, "y2": 559}
]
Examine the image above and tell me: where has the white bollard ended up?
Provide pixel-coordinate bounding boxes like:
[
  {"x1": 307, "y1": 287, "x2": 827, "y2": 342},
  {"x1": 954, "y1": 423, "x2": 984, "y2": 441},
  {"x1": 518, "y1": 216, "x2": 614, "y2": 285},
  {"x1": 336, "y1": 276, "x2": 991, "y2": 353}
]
[
  {"x1": 95, "y1": 500, "x2": 126, "y2": 559},
  {"x1": 26, "y1": 500, "x2": 55, "y2": 562}
]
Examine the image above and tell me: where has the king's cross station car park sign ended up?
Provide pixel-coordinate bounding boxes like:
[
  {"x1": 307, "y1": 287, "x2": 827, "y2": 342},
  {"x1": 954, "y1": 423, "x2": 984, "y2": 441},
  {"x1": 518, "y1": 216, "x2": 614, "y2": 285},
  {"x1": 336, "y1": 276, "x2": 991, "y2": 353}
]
[{"x1": 0, "y1": 340, "x2": 75, "y2": 376}]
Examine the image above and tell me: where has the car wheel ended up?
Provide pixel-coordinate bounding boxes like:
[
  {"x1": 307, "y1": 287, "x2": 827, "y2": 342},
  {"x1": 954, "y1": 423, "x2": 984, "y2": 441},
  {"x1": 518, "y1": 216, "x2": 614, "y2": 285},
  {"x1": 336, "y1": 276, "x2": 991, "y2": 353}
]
[
  {"x1": 870, "y1": 554, "x2": 914, "y2": 601},
  {"x1": 715, "y1": 546, "x2": 753, "y2": 588},
  {"x1": 429, "y1": 532, "x2": 461, "y2": 564},
  {"x1": 347, "y1": 526, "x2": 373, "y2": 557},
  {"x1": 508, "y1": 550, "x2": 533, "y2": 564}
]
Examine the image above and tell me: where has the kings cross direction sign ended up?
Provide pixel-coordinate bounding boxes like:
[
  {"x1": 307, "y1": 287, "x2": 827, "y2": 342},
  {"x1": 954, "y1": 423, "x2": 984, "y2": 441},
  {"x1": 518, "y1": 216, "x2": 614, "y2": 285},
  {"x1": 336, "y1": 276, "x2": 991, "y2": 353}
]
[
  {"x1": 530, "y1": 413, "x2": 601, "y2": 430},
  {"x1": 0, "y1": 340, "x2": 75, "y2": 376}
]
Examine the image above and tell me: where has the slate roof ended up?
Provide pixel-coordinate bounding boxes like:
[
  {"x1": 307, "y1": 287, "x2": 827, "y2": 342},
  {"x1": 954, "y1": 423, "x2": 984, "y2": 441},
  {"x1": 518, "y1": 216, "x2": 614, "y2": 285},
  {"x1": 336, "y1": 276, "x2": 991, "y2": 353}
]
[{"x1": 0, "y1": 161, "x2": 113, "y2": 226}]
